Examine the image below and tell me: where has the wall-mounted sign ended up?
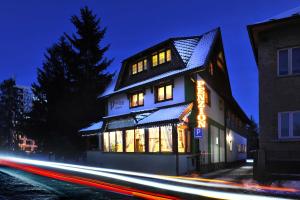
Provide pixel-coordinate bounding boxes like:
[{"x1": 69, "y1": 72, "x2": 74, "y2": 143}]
[
  {"x1": 196, "y1": 80, "x2": 206, "y2": 128},
  {"x1": 110, "y1": 99, "x2": 125, "y2": 110},
  {"x1": 194, "y1": 128, "x2": 203, "y2": 139}
]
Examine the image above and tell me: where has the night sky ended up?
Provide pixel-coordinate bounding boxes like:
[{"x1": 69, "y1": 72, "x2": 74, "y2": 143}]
[{"x1": 1, "y1": 0, "x2": 299, "y2": 123}]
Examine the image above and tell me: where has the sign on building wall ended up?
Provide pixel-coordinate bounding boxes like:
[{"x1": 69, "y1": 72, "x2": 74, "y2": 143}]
[
  {"x1": 194, "y1": 128, "x2": 203, "y2": 139},
  {"x1": 196, "y1": 79, "x2": 206, "y2": 128},
  {"x1": 110, "y1": 99, "x2": 125, "y2": 110}
]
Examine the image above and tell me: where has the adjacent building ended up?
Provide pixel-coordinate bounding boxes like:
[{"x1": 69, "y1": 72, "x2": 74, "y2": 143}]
[
  {"x1": 248, "y1": 7, "x2": 300, "y2": 176},
  {"x1": 84, "y1": 28, "x2": 250, "y2": 175}
]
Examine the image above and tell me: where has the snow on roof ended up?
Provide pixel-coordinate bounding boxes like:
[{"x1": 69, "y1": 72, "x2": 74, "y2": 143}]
[
  {"x1": 80, "y1": 121, "x2": 103, "y2": 132},
  {"x1": 99, "y1": 29, "x2": 218, "y2": 98},
  {"x1": 173, "y1": 38, "x2": 200, "y2": 64},
  {"x1": 137, "y1": 103, "x2": 192, "y2": 125},
  {"x1": 254, "y1": 6, "x2": 300, "y2": 25},
  {"x1": 187, "y1": 30, "x2": 217, "y2": 69}
]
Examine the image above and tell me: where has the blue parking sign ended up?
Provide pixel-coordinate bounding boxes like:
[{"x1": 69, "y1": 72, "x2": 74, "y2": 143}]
[{"x1": 194, "y1": 128, "x2": 203, "y2": 139}]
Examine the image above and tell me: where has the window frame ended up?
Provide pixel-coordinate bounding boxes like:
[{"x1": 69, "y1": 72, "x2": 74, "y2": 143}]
[
  {"x1": 278, "y1": 111, "x2": 300, "y2": 139},
  {"x1": 131, "y1": 58, "x2": 148, "y2": 75},
  {"x1": 155, "y1": 83, "x2": 173, "y2": 103},
  {"x1": 205, "y1": 86, "x2": 211, "y2": 107},
  {"x1": 129, "y1": 91, "x2": 144, "y2": 108},
  {"x1": 103, "y1": 131, "x2": 123, "y2": 153},
  {"x1": 151, "y1": 49, "x2": 172, "y2": 68},
  {"x1": 277, "y1": 47, "x2": 300, "y2": 77}
]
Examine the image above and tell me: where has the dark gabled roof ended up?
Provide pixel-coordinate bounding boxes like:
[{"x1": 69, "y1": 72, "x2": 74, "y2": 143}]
[
  {"x1": 100, "y1": 28, "x2": 219, "y2": 98},
  {"x1": 248, "y1": 6, "x2": 300, "y2": 64}
]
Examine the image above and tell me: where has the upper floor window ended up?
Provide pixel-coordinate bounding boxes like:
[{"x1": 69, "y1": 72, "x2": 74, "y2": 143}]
[
  {"x1": 156, "y1": 84, "x2": 173, "y2": 102},
  {"x1": 205, "y1": 87, "x2": 211, "y2": 107},
  {"x1": 278, "y1": 47, "x2": 300, "y2": 76},
  {"x1": 152, "y1": 49, "x2": 171, "y2": 67},
  {"x1": 132, "y1": 59, "x2": 147, "y2": 75},
  {"x1": 278, "y1": 111, "x2": 300, "y2": 139},
  {"x1": 130, "y1": 92, "x2": 144, "y2": 108}
]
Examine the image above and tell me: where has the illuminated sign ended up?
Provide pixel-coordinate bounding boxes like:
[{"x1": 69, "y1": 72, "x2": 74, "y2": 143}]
[{"x1": 196, "y1": 80, "x2": 206, "y2": 128}]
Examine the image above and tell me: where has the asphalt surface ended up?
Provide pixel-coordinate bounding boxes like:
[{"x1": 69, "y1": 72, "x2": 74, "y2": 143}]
[
  {"x1": 0, "y1": 160, "x2": 300, "y2": 200},
  {"x1": 0, "y1": 167, "x2": 139, "y2": 200}
]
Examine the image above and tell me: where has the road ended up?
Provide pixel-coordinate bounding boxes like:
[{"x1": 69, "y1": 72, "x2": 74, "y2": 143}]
[{"x1": 0, "y1": 157, "x2": 299, "y2": 200}]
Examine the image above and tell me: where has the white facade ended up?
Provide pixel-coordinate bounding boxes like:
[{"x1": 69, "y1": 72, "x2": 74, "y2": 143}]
[
  {"x1": 85, "y1": 29, "x2": 249, "y2": 175},
  {"x1": 107, "y1": 76, "x2": 185, "y2": 116},
  {"x1": 226, "y1": 129, "x2": 247, "y2": 162}
]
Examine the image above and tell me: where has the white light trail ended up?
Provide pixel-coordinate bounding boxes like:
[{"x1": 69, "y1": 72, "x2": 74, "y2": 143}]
[{"x1": 0, "y1": 156, "x2": 292, "y2": 200}]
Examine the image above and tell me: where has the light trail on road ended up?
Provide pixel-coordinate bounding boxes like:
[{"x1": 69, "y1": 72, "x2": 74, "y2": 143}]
[
  {"x1": 2, "y1": 156, "x2": 295, "y2": 193},
  {"x1": 0, "y1": 156, "x2": 295, "y2": 200},
  {"x1": 0, "y1": 159, "x2": 179, "y2": 200}
]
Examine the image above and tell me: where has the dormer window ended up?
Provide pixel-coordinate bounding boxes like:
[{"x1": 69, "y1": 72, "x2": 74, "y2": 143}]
[
  {"x1": 132, "y1": 59, "x2": 147, "y2": 75},
  {"x1": 130, "y1": 92, "x2": 144, "y2": 108},
  {"x1": 152, "y1": 49, "x2": 171, "y2": 67}
]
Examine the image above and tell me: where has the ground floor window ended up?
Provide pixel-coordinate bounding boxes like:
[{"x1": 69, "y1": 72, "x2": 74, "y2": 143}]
[
  {"x1": 135, "y1": 129, "x2": 145, "y2": 152},
  {"x1": 160, "y1": 126, "x2": 173, "y2": 152},
  {"x1": 125, "y1": 129, "x2": 145, "y2": 152},
  {"x1": 126, "y1": 130, "x2": 135, "y2": 152},
  {"x1": 103, "y1": 131, "x2": 123, "y2": 152},
  {"x1": 149, "y1": 127, "x2": 159, "y2": 152},
  {"x1": 102, "y1": 124, "x2": 190, "y2": 153},
  {"x1": 177, "y1": 125, "x2": 190, "y2": 153}
]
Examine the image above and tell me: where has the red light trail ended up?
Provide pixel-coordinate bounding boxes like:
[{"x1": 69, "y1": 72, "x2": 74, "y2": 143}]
[{"x1": 0, "y1": 159, "x2": 180, "y2": 200}]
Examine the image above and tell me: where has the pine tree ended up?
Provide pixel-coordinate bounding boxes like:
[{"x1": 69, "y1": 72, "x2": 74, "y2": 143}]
[{"x1": 27, "y1": 7, "x2": 113, "y2": 159}]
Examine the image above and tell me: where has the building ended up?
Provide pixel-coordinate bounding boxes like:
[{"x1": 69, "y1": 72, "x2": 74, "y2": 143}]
[
  {"x1": 18, "y1": 135, "x2": 38, "y2": 153},
  {"x1": 248, "y1": 7, "x2": 300, "y2": 177},
  {"x1": 84, "y1": 28, "x2": 250, "y2": 175}
]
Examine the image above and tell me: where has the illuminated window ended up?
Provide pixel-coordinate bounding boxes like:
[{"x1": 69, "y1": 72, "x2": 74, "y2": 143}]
[
  {"x1": 138, "y1": 61, "x2": 143, "y2": 72},
  {"x1": 156, "y1": 84, "x2": 173, "y2": 102},
  {"x1": 138, "y1": 93, "x2": 144, "y2": 106},
  {"x1": 103, "y1": 132, "x2": 109, "y2": 152},
  {"x1": 130, "y1": 92, "x2": 144, "y2": 108},
  {"x1": 116, "y1": 131, "x2": 123, "y2": 152},
  {"x1": 205, "y1": 87, "x2": 211, "y2": 106},
  {"x1": 132, "y1": 64, "x2": 137, "y2": 75},
  {"x1": 158, "y1": 86, "x2": 165, "y2": 101},
  {"x1": 106, "y1": 131, "x2": 123, "y2": 152},
  {"x1": 132, "y1": 59, "x2": 147, "y2": 75},
  {"x1": 126, "y1": 130, "x2": 134, "y2": 152},
  {"x1": 159, "y1": 51, "x2": 165, "y2": 64},
  {"x1": 149, "y1": 127, "x2": 159, "y2": 152},
  {"x1": 143, "y1": 59, "x2": 148, "y2": 70},
  {"x1": 166, "y1": 49, "x2": 171, "y2": 62},
  {"x1": 152, "y1": 54, "x2": 158, "y2": 67},
  {"x1": 152, "y1": 49, "x2": 171, "y2": 67},
  {"x1": 135, "y1": 129, "x2": 145, "y2": 152},
  {"x1": 109, "y1": 132, "x2": 115, "y2": 152},
  {"x1": 166, "y1": 85, "x2": 172, "y2": 99},
  {"x1": 177, "y1": 127, "x2": 186, "y2": 153},
  {"x1": 160, "y1": 126, "x2": 173, "y2": 152}
]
